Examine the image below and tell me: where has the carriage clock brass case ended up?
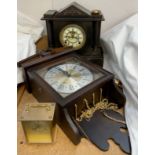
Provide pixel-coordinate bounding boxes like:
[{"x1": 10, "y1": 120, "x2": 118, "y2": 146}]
[{"x1": 19, "y1": 102, "x2": 57, "y2": 143}]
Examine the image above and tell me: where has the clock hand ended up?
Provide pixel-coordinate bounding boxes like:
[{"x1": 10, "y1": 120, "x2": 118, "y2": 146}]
[{"x1": 56, "y1": 67, "x2": 70, "y2": 77}]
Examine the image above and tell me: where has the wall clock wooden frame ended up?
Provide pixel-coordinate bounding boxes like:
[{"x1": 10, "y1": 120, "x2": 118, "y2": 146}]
[{"x1": 18, "y1": 48, "x2": 127, "y2": 148}]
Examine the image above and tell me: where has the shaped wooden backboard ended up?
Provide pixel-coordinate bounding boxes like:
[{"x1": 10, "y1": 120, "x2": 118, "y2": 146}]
[{"x1": 73, "y1": 110, "x2": 131, "y2": 154}]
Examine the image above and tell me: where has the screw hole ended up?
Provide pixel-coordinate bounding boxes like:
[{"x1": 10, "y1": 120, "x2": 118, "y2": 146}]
[{"x1": 20, "y1": 141, "x2": 24, "y2": 144}]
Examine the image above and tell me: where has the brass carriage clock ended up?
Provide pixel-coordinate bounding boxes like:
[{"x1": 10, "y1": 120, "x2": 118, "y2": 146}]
[{"x1": 41, "y1": 2, "x2": 105, "y2": 66}]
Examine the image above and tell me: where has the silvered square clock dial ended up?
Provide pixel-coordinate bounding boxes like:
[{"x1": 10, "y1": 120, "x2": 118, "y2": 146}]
[
  {"x1": 44, "y1": 61, "x2": 93, "y2": 95},
  {"x1": 36, "y1": 56, "x2": 105, "y2": 98}
]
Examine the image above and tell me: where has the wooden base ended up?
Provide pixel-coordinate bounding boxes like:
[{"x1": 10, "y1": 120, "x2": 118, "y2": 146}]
[{"x1": 17, "y1": 84, "x2": 128, "y2": 155}]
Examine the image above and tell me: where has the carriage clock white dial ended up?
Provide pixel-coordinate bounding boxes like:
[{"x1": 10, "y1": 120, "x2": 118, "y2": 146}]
[
  {"x1": 59, "y1": 24, "x2": 86, "y2": 49},
  {"x1": 44, "y1": 63, "x2": 93, "y2": 96}
]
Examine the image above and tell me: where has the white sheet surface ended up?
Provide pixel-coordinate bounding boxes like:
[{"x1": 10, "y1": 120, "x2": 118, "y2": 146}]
[
  {"x1": 17, "y1": 11, "x2": 44, "y2": 42},
  {"x1": 17, "y1": 11, "x2": 44, "y2": 84},
  {"x1": 17, "y1": 32, "x2": 36, "y2": 84},
  {"x1": 101, "y1": 14, "x2": 138, "y2": 155}
]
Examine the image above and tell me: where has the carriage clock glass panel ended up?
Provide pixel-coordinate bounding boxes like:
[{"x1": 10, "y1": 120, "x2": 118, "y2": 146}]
[
  {"x1": 59, "y1": 24, "x2": 86, "y2": 49},
  {"x1": 36, "y1": 57, "x2": 105, "y2": 98}
]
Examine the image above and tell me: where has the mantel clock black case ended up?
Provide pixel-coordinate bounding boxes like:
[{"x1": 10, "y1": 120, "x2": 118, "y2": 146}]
[{"x1": 41, "y1": 2, "x2": 106, "y2": 66}]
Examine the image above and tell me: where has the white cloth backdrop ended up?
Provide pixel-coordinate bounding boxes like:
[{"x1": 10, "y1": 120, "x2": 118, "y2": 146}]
[
  {"x1": 17, "y1": 11, "x2": 44, "y2": 83},
  {"x1": 101, "y1": 14, "x2": 138, "y2": 155}
]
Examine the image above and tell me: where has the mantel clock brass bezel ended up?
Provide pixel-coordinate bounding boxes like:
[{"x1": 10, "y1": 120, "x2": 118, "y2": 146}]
[{"x1": 59, "y1": 24, "x2": 86, "y2": 50}]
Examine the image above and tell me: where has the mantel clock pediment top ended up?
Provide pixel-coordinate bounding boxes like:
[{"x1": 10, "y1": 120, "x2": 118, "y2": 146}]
[
  {"x1": 57, "y1": 2, "x2": 91, "y2": 17},
  {"x1": 42, "y1": 2, "x2": 104, "y2": 20}
]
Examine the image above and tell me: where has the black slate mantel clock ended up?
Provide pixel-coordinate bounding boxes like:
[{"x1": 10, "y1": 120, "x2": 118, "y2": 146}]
[{"x1": 41, "y1": 2, "x2": 105, "y2": 66}]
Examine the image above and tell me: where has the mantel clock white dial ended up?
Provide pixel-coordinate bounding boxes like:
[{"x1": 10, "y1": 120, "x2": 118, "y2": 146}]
[{"x1": 59, "y1": 24, "x2": 86, "y2": 49}]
